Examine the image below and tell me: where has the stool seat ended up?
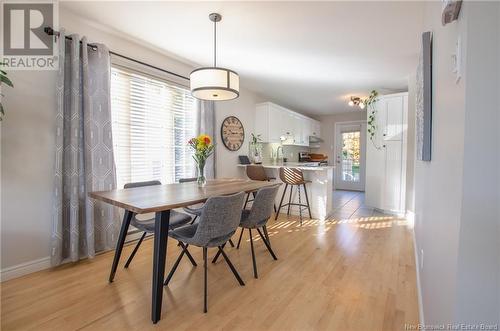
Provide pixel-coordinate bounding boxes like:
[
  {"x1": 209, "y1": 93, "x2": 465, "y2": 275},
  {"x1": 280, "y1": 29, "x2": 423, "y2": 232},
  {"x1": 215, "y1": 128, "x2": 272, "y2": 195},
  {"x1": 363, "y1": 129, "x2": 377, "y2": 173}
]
[
  {"x1": 279, "y1": 167, "x2": 307, "y2": 185},
  {"x1": 275, "y1": 167, "x2": 312, "y2": 224},
  {"x1": 246, "y1": 164, "x2": 273, "y2": 181}
]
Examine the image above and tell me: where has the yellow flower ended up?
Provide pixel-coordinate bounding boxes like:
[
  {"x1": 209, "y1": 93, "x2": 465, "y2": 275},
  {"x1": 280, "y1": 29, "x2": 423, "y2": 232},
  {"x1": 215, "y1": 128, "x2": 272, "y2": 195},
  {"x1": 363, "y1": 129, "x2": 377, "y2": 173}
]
[{"x1": 196, "y1": 134, "x2": 212, "y2": 150}]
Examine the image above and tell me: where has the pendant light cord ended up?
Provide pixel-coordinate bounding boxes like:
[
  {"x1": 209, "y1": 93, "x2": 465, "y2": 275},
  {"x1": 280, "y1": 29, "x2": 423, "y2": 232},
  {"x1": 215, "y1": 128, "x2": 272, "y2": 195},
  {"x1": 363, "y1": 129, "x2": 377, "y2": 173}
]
[{"x1": 213, "y1": 19, "x2": 217, "y2": 67}]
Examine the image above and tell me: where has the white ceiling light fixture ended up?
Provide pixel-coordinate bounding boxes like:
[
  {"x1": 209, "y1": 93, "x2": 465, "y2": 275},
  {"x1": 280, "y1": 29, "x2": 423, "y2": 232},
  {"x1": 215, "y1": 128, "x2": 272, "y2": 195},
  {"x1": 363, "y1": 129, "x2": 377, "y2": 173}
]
[{"x1": 190, "y1": 13, "x2": 239, "y2": 101}]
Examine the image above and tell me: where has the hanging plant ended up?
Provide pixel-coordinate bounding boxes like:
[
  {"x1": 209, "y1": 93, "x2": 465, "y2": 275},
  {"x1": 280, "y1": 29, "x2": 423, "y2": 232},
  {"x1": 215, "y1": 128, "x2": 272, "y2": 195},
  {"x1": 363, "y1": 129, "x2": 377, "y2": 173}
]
[
  {"x1": 0, "y1": 66, "x2": 14, "y2": 121},
  {"x1": 365, "y1": 90, "x2": 382, "y2": 149}
]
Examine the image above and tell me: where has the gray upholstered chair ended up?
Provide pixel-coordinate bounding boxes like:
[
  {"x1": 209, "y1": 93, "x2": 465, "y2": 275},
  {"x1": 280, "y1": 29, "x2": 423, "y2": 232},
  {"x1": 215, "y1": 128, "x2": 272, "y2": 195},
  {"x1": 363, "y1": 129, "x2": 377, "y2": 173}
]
[
  {"x1": 122, "y1": 180, "x2": 196, "y2": 269},
  {"x1": 178, "y1": 177, "x2": 235, "y2": 247},
  {"x1": 164, "y1": 192, "x2": 246, "y2": 313},
  {"x1": 215, "y1": 185, "x2": 280, "y2": 279}
]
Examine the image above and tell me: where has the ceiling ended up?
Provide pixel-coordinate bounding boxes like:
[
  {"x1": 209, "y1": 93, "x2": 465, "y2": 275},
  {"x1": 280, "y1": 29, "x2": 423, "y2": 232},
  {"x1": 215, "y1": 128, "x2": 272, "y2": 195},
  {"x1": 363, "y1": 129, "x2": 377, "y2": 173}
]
[{"x1": 61, "y1": 1, "x2": 424, "y2": 116}]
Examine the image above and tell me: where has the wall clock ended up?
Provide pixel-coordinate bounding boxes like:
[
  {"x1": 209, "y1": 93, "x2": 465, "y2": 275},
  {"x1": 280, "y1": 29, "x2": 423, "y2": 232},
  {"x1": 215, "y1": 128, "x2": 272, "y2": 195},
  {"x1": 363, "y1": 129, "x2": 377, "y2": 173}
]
[{"x1": 221, "y1": 116, "x2": 245, "y2": 151}]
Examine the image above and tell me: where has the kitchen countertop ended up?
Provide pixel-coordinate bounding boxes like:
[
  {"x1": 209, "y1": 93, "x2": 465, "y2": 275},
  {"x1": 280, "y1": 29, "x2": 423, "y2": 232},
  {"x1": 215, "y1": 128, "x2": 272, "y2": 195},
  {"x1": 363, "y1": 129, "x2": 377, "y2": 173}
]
[{"x1": 237, "y1": 163, "x2": 334, "y2": 171}]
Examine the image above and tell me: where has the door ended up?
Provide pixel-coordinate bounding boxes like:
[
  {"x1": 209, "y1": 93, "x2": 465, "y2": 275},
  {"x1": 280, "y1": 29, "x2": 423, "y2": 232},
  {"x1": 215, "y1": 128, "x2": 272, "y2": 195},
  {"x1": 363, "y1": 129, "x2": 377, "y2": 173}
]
[{"x1": 335, "y1": 122, "x2": 366, "y2": 191}]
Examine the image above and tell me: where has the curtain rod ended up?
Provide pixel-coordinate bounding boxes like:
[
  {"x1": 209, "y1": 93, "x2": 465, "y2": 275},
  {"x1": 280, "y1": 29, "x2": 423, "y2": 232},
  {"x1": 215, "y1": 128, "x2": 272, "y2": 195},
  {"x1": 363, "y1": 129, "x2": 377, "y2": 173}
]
[{"x1": 44, "y1": 27, "x2": 190, "y2": 81}]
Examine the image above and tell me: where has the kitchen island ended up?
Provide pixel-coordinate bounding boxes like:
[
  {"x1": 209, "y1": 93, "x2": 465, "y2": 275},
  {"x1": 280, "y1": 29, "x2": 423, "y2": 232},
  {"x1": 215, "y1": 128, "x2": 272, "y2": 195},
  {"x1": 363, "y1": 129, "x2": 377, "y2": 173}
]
[{"x1": 237, "y1": 163, "x2": 334, "y2": 220}]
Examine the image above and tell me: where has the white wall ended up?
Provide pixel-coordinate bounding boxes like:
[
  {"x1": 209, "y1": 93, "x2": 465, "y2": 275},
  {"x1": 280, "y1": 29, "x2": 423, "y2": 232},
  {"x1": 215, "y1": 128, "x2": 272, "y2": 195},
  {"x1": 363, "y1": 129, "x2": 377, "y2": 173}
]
[
  {"x1": 214, "y1": 88, "x2": 262, "y2": 179},
  {"x1": 1, "y1": 69, "x2": 57, "y2": 273},
  {"x1": 454, "y1": 1, "x2": 499, "y2": 323},
  {"x1": 317, "y1": 111, "x2": 367, "y2": 165},
  {"x1": 414, "y1": 1, "x2": 500, "y2": 325},
  {"x1": 1, "y1": 8, "x2": 261, "y2": 278}
]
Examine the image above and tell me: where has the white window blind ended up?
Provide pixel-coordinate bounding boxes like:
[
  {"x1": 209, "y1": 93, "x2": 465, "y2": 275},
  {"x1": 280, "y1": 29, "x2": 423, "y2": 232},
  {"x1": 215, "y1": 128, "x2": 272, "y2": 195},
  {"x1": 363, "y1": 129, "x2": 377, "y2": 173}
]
[{"x1": 110, "y1": 66, "x2": 198, "y2": 189}]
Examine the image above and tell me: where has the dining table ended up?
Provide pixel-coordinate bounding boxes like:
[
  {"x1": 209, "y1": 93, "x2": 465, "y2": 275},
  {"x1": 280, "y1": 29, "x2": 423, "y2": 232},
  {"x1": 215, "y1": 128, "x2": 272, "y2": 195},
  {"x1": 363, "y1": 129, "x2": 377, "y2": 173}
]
[{"x1": 89, "y1": 178, "x2": 279, "y2": 324}]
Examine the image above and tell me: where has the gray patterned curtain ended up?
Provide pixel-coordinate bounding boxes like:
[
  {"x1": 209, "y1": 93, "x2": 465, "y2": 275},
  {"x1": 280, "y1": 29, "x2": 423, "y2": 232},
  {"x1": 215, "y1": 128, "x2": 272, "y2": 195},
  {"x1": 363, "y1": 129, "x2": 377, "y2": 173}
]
[
  {"x1": 197, "y1": 100, "x2": 216, "y2": 178},
  {"x1": 51, "y1": 29, "x2": 120, "y2": 266}
]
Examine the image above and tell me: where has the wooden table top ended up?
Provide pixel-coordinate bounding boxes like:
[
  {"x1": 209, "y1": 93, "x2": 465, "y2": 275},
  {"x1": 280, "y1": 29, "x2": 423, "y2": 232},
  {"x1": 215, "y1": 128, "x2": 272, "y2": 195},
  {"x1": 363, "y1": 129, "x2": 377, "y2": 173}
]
[{"x1": 89, "y1": 179, "x2": 279, "y2": 214}]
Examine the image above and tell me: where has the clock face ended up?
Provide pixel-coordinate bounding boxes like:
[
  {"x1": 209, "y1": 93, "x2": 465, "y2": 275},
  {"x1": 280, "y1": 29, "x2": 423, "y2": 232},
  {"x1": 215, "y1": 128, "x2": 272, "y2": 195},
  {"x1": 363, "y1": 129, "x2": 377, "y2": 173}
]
[{"x1": 221, "y1": 116, "x2": 245, "y2": 151}]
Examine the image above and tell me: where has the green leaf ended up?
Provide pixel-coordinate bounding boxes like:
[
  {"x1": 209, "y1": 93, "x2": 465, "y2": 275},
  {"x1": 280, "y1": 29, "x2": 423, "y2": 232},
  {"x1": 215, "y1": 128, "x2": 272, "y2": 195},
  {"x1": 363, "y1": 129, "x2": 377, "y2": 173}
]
[
  {"x1": 0, "y1": 102, "x2": 4, "y2": 120},
  {"x1": 0, "y1": 74, "x2": 13, "y2": 87}
]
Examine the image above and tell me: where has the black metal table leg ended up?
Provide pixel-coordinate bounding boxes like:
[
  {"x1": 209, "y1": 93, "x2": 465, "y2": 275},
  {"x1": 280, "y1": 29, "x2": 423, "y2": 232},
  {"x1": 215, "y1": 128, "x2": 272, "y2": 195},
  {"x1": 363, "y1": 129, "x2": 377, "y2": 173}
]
[
  {"x1": 109, "y1": 210, "x2": 133, "y2": 282},
  {"x1": 151, "y1": 210, "x2": 170, "y2": 324}
]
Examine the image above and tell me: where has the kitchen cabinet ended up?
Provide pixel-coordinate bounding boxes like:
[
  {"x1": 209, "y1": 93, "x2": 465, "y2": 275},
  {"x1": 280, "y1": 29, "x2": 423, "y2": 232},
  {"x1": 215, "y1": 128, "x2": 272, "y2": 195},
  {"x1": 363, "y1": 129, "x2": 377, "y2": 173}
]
[
  {"x1": 311, "y1": 120, "x2": 321, "y2": 137},
  {"x1": 365, "y1": 92, "x2": 408, "y2": 214},
  {"x1": 255, "y1": 102, "x2": 320, "y2": 146},
  {"x1": 292, "y1": 113, "x2": 310, "y2": 146}
]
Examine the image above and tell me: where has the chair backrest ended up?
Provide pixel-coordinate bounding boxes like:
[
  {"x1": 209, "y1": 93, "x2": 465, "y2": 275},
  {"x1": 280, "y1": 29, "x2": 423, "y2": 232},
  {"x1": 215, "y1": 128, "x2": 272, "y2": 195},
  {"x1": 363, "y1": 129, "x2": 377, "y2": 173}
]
[
  {"x1": 279, "y1": 167, "x2": 305, "y2": 185},
  {"x1": 124, "y1": 180, "x2": 161, "y2": 189},
  {"x1": 192, "y1": 192, "x2": 245, "y2": 247},
  {"x1": 179, "y1": 177, "x2": 197, "y2": 183},
  {"x1": 246, "y1": 165, "x2": 268, "y2": 181},
  {"x1": 246, "y1": 185, "x2": 280, "y2": 226}
]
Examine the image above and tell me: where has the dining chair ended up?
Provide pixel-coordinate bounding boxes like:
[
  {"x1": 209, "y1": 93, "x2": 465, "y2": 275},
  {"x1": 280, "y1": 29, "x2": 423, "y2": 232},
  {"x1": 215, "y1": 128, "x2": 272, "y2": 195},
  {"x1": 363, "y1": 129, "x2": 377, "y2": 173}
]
[
  {"x1": 122, "y1": 180, "x2": 196, "y2": 269},
  {"x1": 275, "y1": 167, "x2": 312, "y2": 225},
  {"x1": 163, "y1": 192, "x2": 246, "y2": 313},
  {"x1": 214, "y1": 185, "x2": 280, "y2": 279},
  {"x1": 178, "y1": 177, "x2": 235, "y2": 247},
  {"x1": 179, "y1": 177, "x2": 201, "y2": 224}
]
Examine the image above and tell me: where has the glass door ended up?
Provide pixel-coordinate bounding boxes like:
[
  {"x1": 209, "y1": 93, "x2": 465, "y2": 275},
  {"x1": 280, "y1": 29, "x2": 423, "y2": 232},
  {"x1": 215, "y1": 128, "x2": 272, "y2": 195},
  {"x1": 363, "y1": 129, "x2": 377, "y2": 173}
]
[{"x1": 335, "y1": 122, "x2": 366, "y2": 191}]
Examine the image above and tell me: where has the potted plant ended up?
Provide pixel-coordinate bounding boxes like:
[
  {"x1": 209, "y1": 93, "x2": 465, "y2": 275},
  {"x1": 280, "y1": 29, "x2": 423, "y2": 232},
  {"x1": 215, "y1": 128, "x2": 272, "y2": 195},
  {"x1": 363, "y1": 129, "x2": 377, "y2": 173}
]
[
  {"x1": 0, "y1": 66, "x2": 14, "y2": 121},
  {"x1": 249, "y1": 133, "x2": 263, "y2": 164},
  {"x1": 188, "y1": 134, "x2": 216, "y2": 187}
]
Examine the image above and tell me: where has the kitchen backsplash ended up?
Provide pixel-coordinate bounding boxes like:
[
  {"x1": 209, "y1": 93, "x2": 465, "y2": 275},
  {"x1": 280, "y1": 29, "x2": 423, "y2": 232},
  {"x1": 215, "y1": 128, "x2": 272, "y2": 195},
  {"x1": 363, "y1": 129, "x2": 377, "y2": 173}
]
[{"x1": 259, "y1": 143, "x2": 310, "y2": 163}]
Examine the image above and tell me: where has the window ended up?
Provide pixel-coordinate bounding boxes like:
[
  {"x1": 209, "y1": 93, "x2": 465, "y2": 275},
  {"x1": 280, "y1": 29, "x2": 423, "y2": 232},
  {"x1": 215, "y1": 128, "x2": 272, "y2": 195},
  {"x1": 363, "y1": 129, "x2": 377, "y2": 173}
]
[{"x1": 110, "y1": 65, "x2": 198, "y2": 189}]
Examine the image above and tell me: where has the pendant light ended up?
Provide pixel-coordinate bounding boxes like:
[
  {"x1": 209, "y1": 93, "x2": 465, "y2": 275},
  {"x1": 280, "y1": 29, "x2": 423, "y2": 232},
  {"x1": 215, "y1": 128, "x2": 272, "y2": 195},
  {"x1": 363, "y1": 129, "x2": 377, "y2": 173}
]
[{"x1": 190, "y1": 13, "x2": 240, "y2": 101}]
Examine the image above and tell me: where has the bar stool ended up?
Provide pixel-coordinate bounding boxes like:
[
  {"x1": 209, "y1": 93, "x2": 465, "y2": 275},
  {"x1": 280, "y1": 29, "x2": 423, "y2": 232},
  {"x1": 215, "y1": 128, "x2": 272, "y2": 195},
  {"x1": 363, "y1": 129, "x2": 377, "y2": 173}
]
[
  {"x1": 275, "y1": 167, "x2": 312, "y2": 225},
  {"x1": 244, "y1": 165, "x2": 276, "y2": 211}
]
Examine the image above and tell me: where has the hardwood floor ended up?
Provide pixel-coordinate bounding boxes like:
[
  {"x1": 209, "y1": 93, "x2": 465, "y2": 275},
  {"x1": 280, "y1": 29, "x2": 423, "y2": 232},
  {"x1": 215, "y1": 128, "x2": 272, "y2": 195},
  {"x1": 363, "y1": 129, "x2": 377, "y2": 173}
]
[{"x1": 1, "y1": 191, "x2": 419, "y2": 330}]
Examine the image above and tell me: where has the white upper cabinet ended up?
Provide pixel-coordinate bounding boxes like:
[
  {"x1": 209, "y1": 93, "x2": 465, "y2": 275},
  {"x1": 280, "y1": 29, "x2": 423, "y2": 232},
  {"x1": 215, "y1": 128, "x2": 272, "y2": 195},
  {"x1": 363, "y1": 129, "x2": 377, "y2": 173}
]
[
  {"x1": 255, "y1": 102, "x2": 320, "y2": 146},
  {"x1": 311, "y1": 120, "x2": 321, "y2": 137}
]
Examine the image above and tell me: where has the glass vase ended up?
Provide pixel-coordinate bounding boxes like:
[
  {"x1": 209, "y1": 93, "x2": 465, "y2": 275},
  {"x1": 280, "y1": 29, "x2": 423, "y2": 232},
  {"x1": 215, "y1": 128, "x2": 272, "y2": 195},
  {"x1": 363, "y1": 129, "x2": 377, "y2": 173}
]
[
  {"x1": 197, "y1": 161, "x2": 206, "y2": 187},
  {"x1": 249, "y1": 142, "x2": 263, "y2": 164}
]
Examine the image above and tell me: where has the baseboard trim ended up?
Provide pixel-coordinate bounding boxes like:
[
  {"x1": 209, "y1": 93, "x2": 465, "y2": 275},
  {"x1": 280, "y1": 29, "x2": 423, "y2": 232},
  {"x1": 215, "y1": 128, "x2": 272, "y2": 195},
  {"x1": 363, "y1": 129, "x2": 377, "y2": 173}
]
[
  {"x1": 1, "y1": 256, "x2": 51, "y2": 282},
  {"x1": 374, "y1": 207, "x2": 406, "y2": 218},
  {"x1": 411, "y1": 220, "x2": 425, "y2": 325}
]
